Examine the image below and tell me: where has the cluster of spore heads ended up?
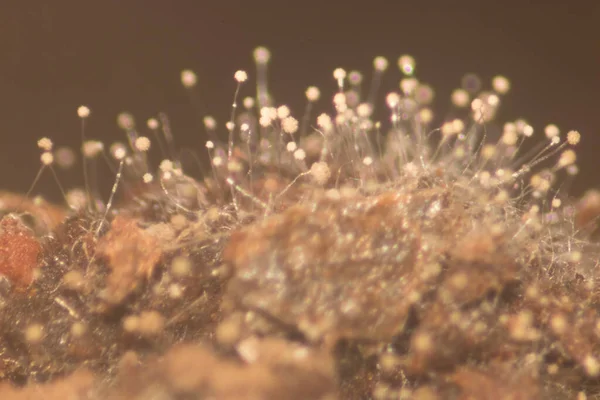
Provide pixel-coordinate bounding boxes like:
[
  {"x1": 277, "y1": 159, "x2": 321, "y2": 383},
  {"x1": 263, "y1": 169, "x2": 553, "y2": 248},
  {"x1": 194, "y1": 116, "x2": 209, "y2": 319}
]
[{"x1": 0, "y1": 47, "x2": 600, "y2": 399}]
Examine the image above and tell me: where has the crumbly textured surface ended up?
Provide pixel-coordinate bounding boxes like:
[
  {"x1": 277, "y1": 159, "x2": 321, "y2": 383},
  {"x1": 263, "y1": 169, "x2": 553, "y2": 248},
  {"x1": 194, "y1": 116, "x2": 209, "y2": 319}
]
[{"x1": 1, "y1": 50, "x2": 599, "y2": 399}]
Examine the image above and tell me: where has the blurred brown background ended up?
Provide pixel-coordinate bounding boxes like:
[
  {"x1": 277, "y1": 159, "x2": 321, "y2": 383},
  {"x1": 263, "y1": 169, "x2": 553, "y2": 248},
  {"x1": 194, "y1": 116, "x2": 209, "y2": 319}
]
[{"x1": 1, "y1": 1, "x2": 599, "y2": 201}]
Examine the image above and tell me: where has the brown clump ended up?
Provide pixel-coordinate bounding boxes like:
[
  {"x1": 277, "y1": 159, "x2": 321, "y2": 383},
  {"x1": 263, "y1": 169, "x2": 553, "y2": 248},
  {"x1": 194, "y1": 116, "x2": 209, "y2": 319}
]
[
  {"x1": 0, "y1": 369, "x2": 95, "y2": 400},
  {"x1": 224, "y1": 191, "x2": 427, "y2": 342},
  {"x1": 106, "y1": 339, "x2": 337, "y2": 399},
  {"x1": 451, "y1": 364, "x2": 540, "y2": 400},
  {"x1": 96, "y1": 215, "x2": 162, "y2": 304},
  {"x1": 0, "y1": 215, "x2": 41, "y2": 288},
  {"x1": 575, "y1": 190, "x2": 600, "y2": 235}
]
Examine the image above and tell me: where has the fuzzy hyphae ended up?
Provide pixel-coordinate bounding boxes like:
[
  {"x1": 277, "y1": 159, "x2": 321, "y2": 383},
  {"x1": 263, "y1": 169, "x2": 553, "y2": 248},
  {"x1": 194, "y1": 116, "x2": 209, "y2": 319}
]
[{"x1": 0, "y1": 47, "x2": 598, "y2": 400}]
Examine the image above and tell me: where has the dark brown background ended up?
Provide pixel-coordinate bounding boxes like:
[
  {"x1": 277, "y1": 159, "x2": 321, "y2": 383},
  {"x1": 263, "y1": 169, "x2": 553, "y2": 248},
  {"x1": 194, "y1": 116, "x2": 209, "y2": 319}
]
[{"x1": 1, "y1": 1, "x2": 599, "y2": 200}]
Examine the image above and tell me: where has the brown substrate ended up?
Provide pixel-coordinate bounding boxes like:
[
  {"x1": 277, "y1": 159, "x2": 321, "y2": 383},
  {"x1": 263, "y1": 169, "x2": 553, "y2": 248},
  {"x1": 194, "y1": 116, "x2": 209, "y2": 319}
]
[{"x1": 0, "y1": 179, "x2": 600, "y2": 399}]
